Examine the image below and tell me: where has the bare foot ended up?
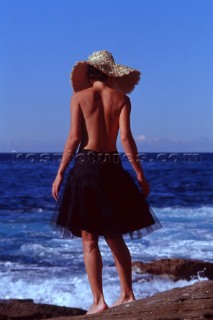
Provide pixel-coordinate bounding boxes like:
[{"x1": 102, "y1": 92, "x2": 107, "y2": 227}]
[
  {"x1": 86, "y1": 302, "x2": 108, "y2": 315},
  {"x1": 111, "y1": 296, "x2": 135, "y2": 307}
]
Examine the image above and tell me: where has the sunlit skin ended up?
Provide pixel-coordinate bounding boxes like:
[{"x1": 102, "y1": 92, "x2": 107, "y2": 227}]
[{"x1": 52, "y1": 78, "x2": 150, "y2": 314}]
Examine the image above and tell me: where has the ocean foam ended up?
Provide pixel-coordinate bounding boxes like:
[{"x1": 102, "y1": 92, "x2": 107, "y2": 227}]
[
  {"x1": 0, "y1": 205, "x2": 212, "y2": 309},
  {"x1": 0, "y1": 261, "x2": 206, "y2": 309}
]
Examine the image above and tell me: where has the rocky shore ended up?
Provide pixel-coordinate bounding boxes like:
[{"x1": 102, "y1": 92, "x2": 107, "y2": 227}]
[
  {"x1": 132, "y1": 258, "x2": 213, "y2": 281},
  {"x1": 70, "y1": 280, "x2": 213, "y2": 320},
  {"x1": 0, "y1": 258, "x2": 212, "y2": 320},
  {"x1": 0, "y1": 300, "x2": 86, "y2": 320}
]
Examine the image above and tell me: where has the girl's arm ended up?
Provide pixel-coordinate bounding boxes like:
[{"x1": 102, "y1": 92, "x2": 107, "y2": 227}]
[
  {"x1": 52, "y1": 94, "x2": 82, "y2": 201},
  {"x1": 119, "y1": 97, "x2": 150, "y2": 197}
]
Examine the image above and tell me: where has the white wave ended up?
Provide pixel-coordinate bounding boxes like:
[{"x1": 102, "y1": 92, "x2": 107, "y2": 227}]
[
  {"x1": 0, "y1": 263, "x2": 207, "y2": 309},
  {"x1": 121, "y1": 206, "x2": 213, "y2": 263},
  {"x1": 0, "y1": 205, "x2": 212, "y2": 309}
]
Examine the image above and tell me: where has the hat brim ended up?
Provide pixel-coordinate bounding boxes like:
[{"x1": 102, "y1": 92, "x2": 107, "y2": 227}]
[{"x1": 70, "y1": 61, "x2": 141, "y2": 94}]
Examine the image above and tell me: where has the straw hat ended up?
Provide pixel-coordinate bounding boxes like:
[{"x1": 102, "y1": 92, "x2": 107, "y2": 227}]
[{"x1": 70, "y1": 50, "x2": 141, "y2": 94}]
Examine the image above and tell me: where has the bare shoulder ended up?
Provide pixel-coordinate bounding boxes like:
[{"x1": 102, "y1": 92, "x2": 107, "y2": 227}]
[
  {"x1": 71, "y1": 90, "x2": 84, "y2": 101},
  {"x1": 73, "y1": 87, "x2": 95, "y2": 102},
  {"x1": 114, "y1": 90, "x2": 131, "y2": 109},
  {"x1": 123, "y1": 94, "x2": 130, "y2": 104},
  {"x1": 71, "y1": 87, "x2": 130, "y2": 108},
  {"x1": 109, "y1": 87, "x2": 129, "y2": 103},
  {"x1": 70, "y1": 91, "x2": 87, "y2": 110}
]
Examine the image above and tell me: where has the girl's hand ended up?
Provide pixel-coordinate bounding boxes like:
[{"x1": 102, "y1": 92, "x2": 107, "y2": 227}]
[
  {"x1": 52, "y1": 173, "x2": 63, "y2": 201},
  {"x1": 137, "y1": 175, "x2": 150, "y2": 198}
]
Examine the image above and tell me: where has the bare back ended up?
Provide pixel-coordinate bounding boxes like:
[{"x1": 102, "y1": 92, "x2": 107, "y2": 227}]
[
  {"x1": 53, "y1": 80, "x2": 149, "y2": 200},
  {"x1": 75, "y1": 83, "x2": 128, "y2": 152}
]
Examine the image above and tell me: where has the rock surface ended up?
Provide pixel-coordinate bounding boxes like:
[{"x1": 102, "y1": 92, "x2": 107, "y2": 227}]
[
  {"x1": 0, "y1": 281, "x2": 212, "y2": 320},
  {"x1": 132, "y1": 258, "x2": 213, "y2": 281},
  {"x1": 0, "y1": 299, "x2": 86, "y2": 320},
  {"x1": 54, "y1": 280, "x2": 213, "y2": 320},
  {"x1": 1, "y1": 259, "x2": 213, "y2": 320}
]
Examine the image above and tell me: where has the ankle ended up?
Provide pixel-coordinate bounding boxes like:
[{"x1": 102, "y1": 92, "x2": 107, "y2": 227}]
[
  {"x1": 87, "y1": 301, "x2": 108, "y2": 315},
  {"x1": 121, "y1": 291, "x2": 135, "y2": 300},
  {"x1": 93, "y1": 295, "x2": 106, "y2": 305},
  {"x1": 111, "y1": 292, "x2": 135, "y2": 307}
]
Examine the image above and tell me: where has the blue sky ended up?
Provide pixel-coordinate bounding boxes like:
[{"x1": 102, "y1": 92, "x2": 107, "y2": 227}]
[{"x1": 1, "y1": 0, "x2": 213, "y2": 152}]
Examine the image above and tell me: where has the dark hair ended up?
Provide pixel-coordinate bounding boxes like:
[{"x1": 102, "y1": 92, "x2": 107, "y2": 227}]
[{"x1": 87, "y1": 65, "x2": 108, "y2": 82}]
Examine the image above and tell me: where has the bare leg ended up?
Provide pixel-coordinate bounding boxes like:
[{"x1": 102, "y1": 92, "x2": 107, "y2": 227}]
[
  {"x1": 104, "y1": 234, "x2": 135, "y2": 307},
  {"x1": 82, "y1": 230, "x2": 108, "y2": 314}
]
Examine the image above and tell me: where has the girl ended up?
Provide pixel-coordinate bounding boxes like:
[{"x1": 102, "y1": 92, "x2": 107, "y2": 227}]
[{"x1": 52, "y1": 50, "x2": 161, "y2": 314}]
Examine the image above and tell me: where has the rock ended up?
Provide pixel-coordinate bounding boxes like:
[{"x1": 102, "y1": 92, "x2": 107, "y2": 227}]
[
  {"x1": 0, "y1": 299, "x2": 86, "y2": 320},
  {"x1": 132, "y1": 258, "x2": 213, "y2": 281},
  {"x1": 1, "y1": 259, "x2": 213, "y2": 320},
  {"x1": 56, "y1": 280, "x2": 213, "y2": 319}
]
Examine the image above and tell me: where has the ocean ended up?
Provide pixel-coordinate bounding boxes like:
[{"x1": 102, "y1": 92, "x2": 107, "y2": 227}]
[{"x1": 0, "y1": 152, "x2": 212, "y2": 309}]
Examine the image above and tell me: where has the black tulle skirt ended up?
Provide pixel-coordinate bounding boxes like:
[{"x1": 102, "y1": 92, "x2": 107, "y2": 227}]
[{"x1": 52, "y1": 149, "x2": 162, "y2": 239}]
